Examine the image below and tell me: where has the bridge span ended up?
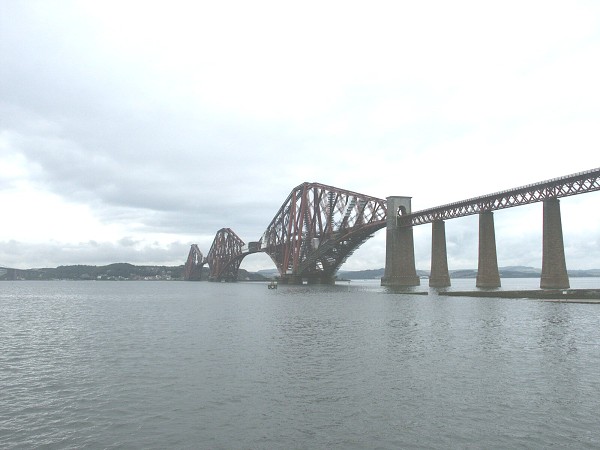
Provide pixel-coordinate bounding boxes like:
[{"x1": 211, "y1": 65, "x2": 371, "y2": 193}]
[
  {"x1": 185, "y1": 182, "x2": 386, "y2": 284},
  {"x1": 185, "y1": 168, "x2": 599, "y2": 288}
]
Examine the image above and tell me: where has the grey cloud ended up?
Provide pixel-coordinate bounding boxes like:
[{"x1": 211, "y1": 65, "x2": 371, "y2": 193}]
[
  {"x1": 2, "y1": 98, "x2": 304, "y2": 240},
  {"x1": 2, "y1": 2, "x2": 599, "y2": 271},
  {"x1": 1, "y1": 6, "x2": 303, "y2": 234}
]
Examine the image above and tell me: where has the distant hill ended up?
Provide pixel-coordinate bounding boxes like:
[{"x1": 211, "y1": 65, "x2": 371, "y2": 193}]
[
  {"x1": 2, "y1": 264, "x2": 598, "y2": 281},
  {"x1": 337, "y1": 266, "x2": 600, "y2": 280},
  {"x1": 1, "y1": 263, "x2": 269, "y2": 281},
  {"x1": 9, "y1": 263, "x2": 184, "y2": 281},
  {"x1": 237, "y1": 269, "x2": 269, "y2": 281}
]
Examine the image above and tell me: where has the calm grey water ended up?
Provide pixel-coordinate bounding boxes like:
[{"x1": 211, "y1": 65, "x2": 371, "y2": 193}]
[{"x1": 1, "y1": 279, "x2": 600, "y2": 449}]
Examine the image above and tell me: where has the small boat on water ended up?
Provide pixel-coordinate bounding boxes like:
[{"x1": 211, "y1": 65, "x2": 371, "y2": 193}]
[{"x1": 268, "y1": 280, "x2": 278, "y2": 289}]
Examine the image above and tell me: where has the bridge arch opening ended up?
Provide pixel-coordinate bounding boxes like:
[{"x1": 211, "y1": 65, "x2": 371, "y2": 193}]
[{"x1": 238, "y1": 252, "x2": 279, "y2": 279}]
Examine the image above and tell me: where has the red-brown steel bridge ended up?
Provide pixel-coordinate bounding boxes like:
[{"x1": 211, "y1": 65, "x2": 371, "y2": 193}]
[
  {"x1": 185, "y1": 182, "x2": 387, "y2": 284},
  {"x1": 184, "y1": 168, "x2": 599, "y2": 285}
]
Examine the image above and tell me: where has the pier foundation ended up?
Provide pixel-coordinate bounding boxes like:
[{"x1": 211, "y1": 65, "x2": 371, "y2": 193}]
[
  {"x1": 540, "y1": 198, "x2": 570, "y2": 289},
  {"x1": 429, "y1": 220, "x2": 451, "y2": 287},
  {"x1": 476, "y1": 211, "x2": 501, "y2": 288},
  {"x1": 306, "y1": 275, "x2": 335, "y2": 285},
  {"x1": 381, "y1": 196, "x2": 420, "y2": 287},
  {"x1": 279, "y1": 274, "x2": 303, "y2": 285}
]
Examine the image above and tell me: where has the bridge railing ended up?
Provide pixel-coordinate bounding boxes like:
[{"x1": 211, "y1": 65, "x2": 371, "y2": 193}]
[{"x1": 402, "y1": 167, "x2": 600, "y2": 226}]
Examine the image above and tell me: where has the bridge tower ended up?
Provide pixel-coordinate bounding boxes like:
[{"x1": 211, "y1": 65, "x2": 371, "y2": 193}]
[
  {"x1": 262, "y1": 182, "x2": 386, "y2": 284},
  {"x1": 381, "y1": 196, "x2": 420, "y2": 287},
  {"x1": 183, "y1": 244, "x2": 205, "y2": 281},
  {"x1": 207, "y1": 228, "x2": 245, "y2": 282}
]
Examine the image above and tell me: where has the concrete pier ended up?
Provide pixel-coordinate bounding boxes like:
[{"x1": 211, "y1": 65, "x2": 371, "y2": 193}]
[
  {"x1": 381, "y1": 196, "x2": 420, "y2": 287},
  {"x1": 429, "y1": 220, "x2": 451, "y2": 287},
  {"x1": 476, "y1": 211, "x2": 501, "y2": 288},
  {"x1": 540, "y1": 198, "x2": 570, "y2": 289}
]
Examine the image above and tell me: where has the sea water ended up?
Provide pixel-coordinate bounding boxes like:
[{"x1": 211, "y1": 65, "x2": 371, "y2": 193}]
[{"x1": 1, "y1": 279, "x2": 599, "y2": 449}]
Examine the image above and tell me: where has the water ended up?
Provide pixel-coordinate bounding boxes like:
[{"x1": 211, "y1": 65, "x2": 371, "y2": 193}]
[{"x1": 1, "y1": 279, "x2": 599, "y2": 449}]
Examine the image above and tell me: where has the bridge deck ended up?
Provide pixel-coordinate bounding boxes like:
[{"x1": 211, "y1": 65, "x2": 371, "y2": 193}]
[{"x1": 402, "y1": 168, "x2": 600, "y2": 226}]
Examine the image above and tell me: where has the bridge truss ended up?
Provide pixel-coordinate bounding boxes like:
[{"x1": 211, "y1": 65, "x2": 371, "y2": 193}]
[
  {"x1": 187, "y1": 168, "x2": 598, "y2": 283},
  {"x1": 260, "y1": 182, "x2": 386, "y2": 283},
  {"x1": 183, "y1": 244, "x2": 205, "y2": 281},
  {"x1": 402, "y1": 168, "x2": 600, "y2": 226},
  {"x1": 206, "y1": 228, "x2": 246, "y2": 282}
]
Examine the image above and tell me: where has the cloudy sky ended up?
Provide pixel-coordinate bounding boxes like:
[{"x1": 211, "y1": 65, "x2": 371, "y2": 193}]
[{"x1": 1, "y1": 0, "x2": 599, "y2": 272}]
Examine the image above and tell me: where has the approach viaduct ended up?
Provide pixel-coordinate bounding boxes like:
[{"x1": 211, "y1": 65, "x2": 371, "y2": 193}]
[{"x1": 185, "y1": 168, "x2": 599, "y2": 289}]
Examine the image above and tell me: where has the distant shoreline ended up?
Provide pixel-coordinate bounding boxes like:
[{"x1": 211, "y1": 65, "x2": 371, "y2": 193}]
[{"x1": 2, "y1": 264, "x2": 599, "y2": 281}]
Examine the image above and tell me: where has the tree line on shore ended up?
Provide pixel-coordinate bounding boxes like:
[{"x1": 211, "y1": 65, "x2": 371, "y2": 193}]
[{"x1": 2, "y1": 263, "x2": 599, "y2": 281}]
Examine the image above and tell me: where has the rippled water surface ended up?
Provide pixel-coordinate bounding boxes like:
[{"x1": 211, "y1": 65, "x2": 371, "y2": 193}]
[{"x1": 1, "y1": 279, "x2": 600, "y2": 449}]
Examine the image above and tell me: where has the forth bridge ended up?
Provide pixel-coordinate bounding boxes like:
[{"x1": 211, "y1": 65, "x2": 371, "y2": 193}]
[{"x1": 185, "y1": 168, "x2": 599, "y2": 289}]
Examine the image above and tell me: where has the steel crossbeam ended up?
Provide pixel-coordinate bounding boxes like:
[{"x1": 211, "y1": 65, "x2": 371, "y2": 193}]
[{"x1": 402, "y1": 168, "x2": 600, "y2": 226}]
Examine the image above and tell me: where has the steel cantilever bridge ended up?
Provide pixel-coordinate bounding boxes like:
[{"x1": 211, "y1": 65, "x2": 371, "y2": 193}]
[
  {"x1": 185, "y1": 182, "x2": 387, "y2": 284},
  {"x1": 184, "y1": 168, "x2": 600, "y2": 285}
]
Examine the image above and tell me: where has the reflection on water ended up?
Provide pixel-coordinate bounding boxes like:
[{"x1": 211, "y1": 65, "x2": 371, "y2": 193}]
[{"x1": 1, "y1": 279, "x2": 599, "y2": 449}]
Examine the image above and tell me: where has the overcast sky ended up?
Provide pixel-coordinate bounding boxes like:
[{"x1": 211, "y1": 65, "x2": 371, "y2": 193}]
[{"x1": 1, "y1": 0, "x2": 599, "y2": 272}]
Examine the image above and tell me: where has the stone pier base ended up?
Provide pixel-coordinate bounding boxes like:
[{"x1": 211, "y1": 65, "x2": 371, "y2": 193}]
[
  {"x1": 540, "y1": 198, "x2": 570, "y2": 289},
  {"x1": 429, "y1": 220, "x2": 450, "y2": 287},
  {"x1": 476, "y1": 211, "x2": 501, "y2": 288},
  {"x1": 381, "y1": 196, "x2": 420, "y2": 287}
]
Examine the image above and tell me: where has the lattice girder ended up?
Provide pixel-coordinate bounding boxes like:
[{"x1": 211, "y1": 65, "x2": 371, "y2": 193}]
[
  {"x1": 206, "y1": 228, "x2": 245, "y2": 281},
  {"x1": 404, "y1": 168, "x2": 600, "y2": 226},
  {"x1": 260, "y1": 182, "x2": 386, "y2": 279},
  {"x1": 183, "y1": 244, "x2": 205, "y2": 281}
]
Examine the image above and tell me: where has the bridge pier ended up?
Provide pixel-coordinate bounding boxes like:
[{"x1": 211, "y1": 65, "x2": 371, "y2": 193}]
[
  {"x1": 307, "y1": 275, "x2": 335, "y2": 285},
  {"x1": 381, "y1": 196, "x2": 420, "y2": 287},
  {"x1": 279, "y1": 274, "x2": 302, "y2": 285},
  {"x1": 429, "y1": 220, "x2": 451, "y2": 287},
  {"x1": 541, "y1": 198, "x2": 570, "y2": 289},
  {"x1": 476, "y1": 211, "x2": 501, "y2": 288}
]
